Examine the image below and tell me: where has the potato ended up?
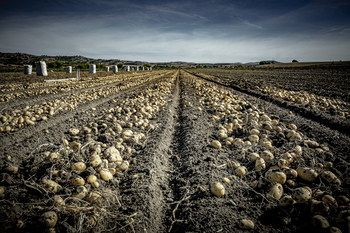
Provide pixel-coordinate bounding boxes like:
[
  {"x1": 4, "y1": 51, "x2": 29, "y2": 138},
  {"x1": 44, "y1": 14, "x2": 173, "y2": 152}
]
[
  {"x1": 281, "y1": 152, "x2": 293, "y2": 163},
  {"x1": 211, "y1": 140, "x2": 221, "y2": 149},
  {"x1": 255, "y1": 157, "x2": 266, "y2": 172},
  {"x1": 72, "y1": 162, "x2": 86, "y2": 171},
  {"x1": 238, "y1": 219, "x2": 254, "y2": 230},
  {"x1": 50, "y1": 195, "x2": 65, "y2": 207},
  {"x1": 305, "y1": 140, "x2": 319, "y2": 148},
  {"x1": 266, "y1": 170, "x2": 287, "y2": 184},
  {"x1": 336, "y1": 210, "x2": 350, "y2": 224},
  {"x1": 42, "y1": 179, "x2": 62, "y2": 193},
  {"x1": 87, "y1": 175, "x2": 97, "y2": 184},
  {"x1": 312, "y1": 215, "x2": 330, "y2": 228},
  {"x1": 104, "y1": 146, "x2": 122, "y2": 162},
  {"x1": 85, "y1": 192, "x2": 103, "y2": 205},
  {"x1": 284, "y1": 168, "x2": 298, "y2": 179},
  {"x1": 248, "y1": 134, "x2": 259, "y2": 143},
  {"x1": 235, "y1": 166, "x2": 247, "y2": 176},
  {"x1": 329, "y1": 227, "x2": 342, "y2": 233},
  {"x1": 311, "y1": 200, "x2": 330, "y2": 215},
  {"x1": 92, "y1": 181, "x2": 99, "y2": 188},
  {"x1": 261, "y1": 150, "x2": 274, "y2": 162},
  {"x1": 266, "y1": 183, "x2": 283, "y2": 201},
  {"x1": 216, "y1": 129, "x2": 228, "y2": 140},
  {"x1": 250, "y1": 129, "x2": 260, "y2": 136},
  {"x1": 337, "y1": 195, "x2": 350, "y2": 205},
  {"x1": 292, "y1": 187, "x2": 311, "y2": 203},
  {"x1": 100, "y1": 169, "x2": 113, "y2": 181},
  {"x1": 257, "y1": 177, "x2": 269, "y2": 188},
  {"x1": 41, "y1": 211, "x2": 58, "y2": 228},
  {"x1": 72, "y1": 185, "x2": 88, "y2": 199},
  {"x1": 0, "y1": 186, "x2": 5, "y2": 195},
  {"x1": 320, "y1": 171, "x2": 341, "y2": 185},
  {"x1": 277, "y1": 159, "x2": 289, "y2": 168},
  {"x1": 279, "y1": 195, "x2": 295, "y2": 208},
  {"x1": 296, "y1": 167, "x2": 318, "y2": 182},
  {"x1": 248, "y1": 153, "x2": 260, "y2": 161},
  {"x1": 210, "y1": 182, "x2": 225, "y2": 197},
  {"x1": 69, "y1": 128, "x2": 79, "y2": 136},
  {"x1": 69, "y1": 141, "x2": 81, "y2": 150},
  {"x1": 227, "y1": 160, "x2": 240, "y2": 169},
  {"x1": 5, "y1": 166, "x2": 18, "y2": 174},
  {"x1": 117, "y1": 161, "x2": 129, "y2": 172},
  {"x1": 222, "y1": 177, "x2": 230, "y2": 183},
  {"x1": 90, "y1": 156, "x2": 102, "y2": 168},
  {"x1": 322, "y1": 195, "x2": 337, "y2": 207},
  {"x1": 71, "y1": 176, "x2": 85, "y2": 186}
]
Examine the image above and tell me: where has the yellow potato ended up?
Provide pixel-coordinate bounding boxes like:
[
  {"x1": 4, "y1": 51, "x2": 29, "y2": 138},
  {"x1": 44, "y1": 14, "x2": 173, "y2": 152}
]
[{"x1": 210, "y1": 182, "x2": 225, "y2": 197}]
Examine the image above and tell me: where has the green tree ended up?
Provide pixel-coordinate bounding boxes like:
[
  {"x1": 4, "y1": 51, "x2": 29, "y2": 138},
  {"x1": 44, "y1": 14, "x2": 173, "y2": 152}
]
[
  {"x1": 117, "y1": 63, "x2": 124, "y2": 69},
  {"x1": 259, "y1": 61, "x2": 266, "y2": 65},
  {"x1": 143, "y1": 63, "x2": 151, "y2": 67},
  {"x1": 292, "y1": 59, "x2": 298, "y2": 63}
]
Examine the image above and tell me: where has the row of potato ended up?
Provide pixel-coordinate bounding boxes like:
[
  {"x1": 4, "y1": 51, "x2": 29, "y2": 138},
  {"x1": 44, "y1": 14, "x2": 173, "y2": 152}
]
[
  {"x1": 0, "y1": 72, "x2": 177, "y2": 231},
  {"x1": 0, "y1": 71, "x2": 172, "y2": 133},
  {"x1": 183, "y1": 73, "x2": 349, "y2": 231},
  {"x1": 193, "y1": 72, "x2": 350, "y2": 119},
  {"x1": 0, "y1": 72, "x2": 155, "y2": 102}
]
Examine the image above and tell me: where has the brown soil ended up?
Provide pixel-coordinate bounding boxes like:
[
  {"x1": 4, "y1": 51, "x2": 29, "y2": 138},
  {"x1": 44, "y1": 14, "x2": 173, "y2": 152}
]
[{"x1": 0, "y1": 69, "x2": 349, "y2": 233}]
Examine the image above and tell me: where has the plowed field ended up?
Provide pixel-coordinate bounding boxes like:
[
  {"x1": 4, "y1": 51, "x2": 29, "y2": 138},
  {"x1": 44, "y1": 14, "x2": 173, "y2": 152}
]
[{"x1": 0, "y1": 69, "x2": 349, "y2": 233}]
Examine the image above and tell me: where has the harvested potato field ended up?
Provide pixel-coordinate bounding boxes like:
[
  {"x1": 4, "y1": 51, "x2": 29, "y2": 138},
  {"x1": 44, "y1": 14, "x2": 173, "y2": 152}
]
[{"x1": 0, "y1": 69, "x2": 350, "y2": 233}]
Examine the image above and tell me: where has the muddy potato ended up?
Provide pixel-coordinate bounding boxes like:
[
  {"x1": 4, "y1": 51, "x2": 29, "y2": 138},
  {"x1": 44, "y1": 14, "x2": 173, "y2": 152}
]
[
  {"x1": 266, "y1": 170, "x2": 287, "y2": 184},
  {"x1": 69, "y1": 128, "x2": 79, "y2": 136},
  {"x1": 311, "y1": 200, "x2": 330, "y2": 215},
  {"x1": 322, "y1": 195, "x2": 337, "y2": 207},
  {"x1": 211, "y1": 140, "x2": 221, "y2": 149},
  {"x1": 227, "y1": 160, "x2": 240, "y2": 169},
  {"x1": 235, "y1": 166, "x2": 247, "y2": 176},
  {"x1": 85, "y1": 192, "x2": 103, "y2": 205},
  {"x1": 320, "y1": 171, "x2": 341, "y2": 185},
  {"x1": 72, "y1": 162, "x2": 86, "y2": 171},
  {"x1": 90, "y1": 156, "x2": 102, "y2": 168},
  {"x1": 266, "y1": 183, "x2": 283, "y2": 201},
  {"x1": 248, "y1": 134, "x2": 259, "y2": 143},
  {"x1": 281, "y1": 152, "x2": 293, "y2": 163},
  {"x1": 71, "y1": 176, "x2": 85, "y2": 186},
  {"x1": 336, "y1": 210, "x2": 350, "y2": 224},
  {"x1": 285, "y1": 169, "x2": 298, "y2": 179},
  {"x1": 248, "y1": 153, "x2": 260, "y2": 161},
  {"x1": 41, "y1": 211, "x2": 58, "y2": 228},
  {"x1": 42, "y1": 179, "x2": 62, "y2": 193},
  {"x1": 312, "y1": 215, "x2": 330, "y2": 228},
  {"x1": 5, "y1": 166, "x2": 18, "y2": 174},
  {"x1": 117, "y1": 161, "x2": 129, "y2": 172},
  {"x1": 0, "y1": 186, "x2": 5, "y2": 195},
  {"x1": 222, "y1": 177, "x2": 230, "y2": 183},
  {"x1": 329, "y1": 227, "x2": 342, "y2": 233},
  {"x1": 87, "y1": 175, "x2": 97, "y2": 184},
  {"x1": 296, "y1": 167, "x2": 318, "y2": 182},
  {"x1": 238, "y1": 219, "x2": 254, "y2": 230},
  {"x1": 337, "y1": 195, "x2": 350, "y2": 205},
  {"x1": 71, "y1": 185, "x2": 88, "y2": 200},
  {"x1": 292, "y1": 187, "x2": 312, "y2": 203},
  {"x1": 69, "y1": 141, "x2": 81, "y2": 150},
  {"x1": 261, "y1": 150, "x2": 274, "y2": 162},
  {"x1": 210, "y1": 182, "x2": 225, "y2": 197},
  {"x1": 100, "y1": 169, "x2": 113, "y2": 181},
  {"x1": 278, "y1": 159, "x2": 289, "y2": 168},
  {"x1": 91, "y1": 181, "x2": 99, "y2": 188},
  {"x1": 50, "y1": 195, "x2": 65, "y2": 207},
  {"x1": 255, "y1": 157, "x2": 266, "y2": 172},
  {"x1": 279, "y1": 195, "x2": 295, "y2": 208}
]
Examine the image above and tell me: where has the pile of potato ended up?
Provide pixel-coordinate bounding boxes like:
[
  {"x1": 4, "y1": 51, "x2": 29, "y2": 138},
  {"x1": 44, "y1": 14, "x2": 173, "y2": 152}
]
[
  {"x1": 0, "y1": 73, "x2": 177, "y2": 231},
  {"x1": 0, "y1": 72, "x2": 171, "y2": 133},
  {"x1": 185, "y1": 74, "x2": 349, "y2": 231},
  {"x1": 256, "y1": 86, "x2": 350, "y2": 118}
]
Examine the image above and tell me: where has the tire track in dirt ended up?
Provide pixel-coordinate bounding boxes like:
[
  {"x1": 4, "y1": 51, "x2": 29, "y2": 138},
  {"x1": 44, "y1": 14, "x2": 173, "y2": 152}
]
[
  {"x1": 109, "y1": 71, "x2": 180, "y2": 232},
  {"x1": 186, "y1": 70, "x2": 350, "y2": 137}
]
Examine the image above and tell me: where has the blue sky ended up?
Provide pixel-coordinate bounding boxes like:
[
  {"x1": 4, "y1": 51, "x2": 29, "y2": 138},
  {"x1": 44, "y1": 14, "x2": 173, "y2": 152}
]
[{"x1": 0, "y1": 0, "x2": 350, "y2": 63}]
